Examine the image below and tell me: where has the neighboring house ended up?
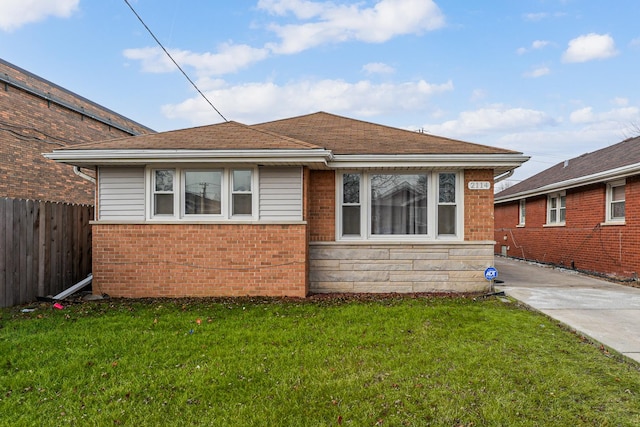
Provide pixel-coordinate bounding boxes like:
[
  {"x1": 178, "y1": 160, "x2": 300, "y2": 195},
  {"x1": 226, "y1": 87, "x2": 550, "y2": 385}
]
[
  {"x1": 494, "y1": 136, "x2": 640, "y2": 281},
  {"x1": 0, "y1": 58, "x2": 153, "y2": 204},
  {"x1": 45, "y1": 112, "x2": 528, "y2": 298}
]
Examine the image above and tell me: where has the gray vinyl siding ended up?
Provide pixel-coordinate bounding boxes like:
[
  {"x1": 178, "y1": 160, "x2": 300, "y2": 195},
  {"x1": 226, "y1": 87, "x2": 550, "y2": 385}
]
[
  {"x1": 98, "y1": 167, "x2": 145, "y2": 220},
  {"x1": 259, "y1": 167, "x2": 303, "y2": 221}
]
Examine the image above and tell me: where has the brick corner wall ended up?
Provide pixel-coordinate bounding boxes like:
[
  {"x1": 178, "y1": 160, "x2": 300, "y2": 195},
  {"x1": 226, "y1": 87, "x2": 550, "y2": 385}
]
[{"x1": 464, "y1": 169, "x2": 495, "y2": 241}]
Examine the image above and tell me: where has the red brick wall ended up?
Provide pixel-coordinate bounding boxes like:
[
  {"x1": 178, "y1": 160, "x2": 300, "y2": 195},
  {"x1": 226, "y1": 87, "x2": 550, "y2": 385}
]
[
  {"x1": 308, "y1": 170, "x2": 335, "y2": 242},
  {"x1": 495, "y1": 176, "x2": 640, "y2": 279},
  {"x1": 92, "y1": 224, "x2": 309, "y2": 298},
  {"x1": 0, "y1": 61, "x2": 152, "y2": 204},
  {"x1": 464, "y1": 169, "x2": 495, "y2": 241}
]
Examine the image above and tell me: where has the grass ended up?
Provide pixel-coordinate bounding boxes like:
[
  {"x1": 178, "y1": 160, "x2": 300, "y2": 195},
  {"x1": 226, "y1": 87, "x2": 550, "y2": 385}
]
[{"x1": 1, "y1": 295, "x2": 639, "y2": 426}]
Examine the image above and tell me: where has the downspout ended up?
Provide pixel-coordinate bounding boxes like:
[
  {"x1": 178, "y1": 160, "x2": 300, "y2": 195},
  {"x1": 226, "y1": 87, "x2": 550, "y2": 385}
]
[
  {"x1": 73, "y1": 166, "x2": 96, "y2": 183},
  {"x1": 494, "y1": 169, "x2": 514, "y2": 184}
]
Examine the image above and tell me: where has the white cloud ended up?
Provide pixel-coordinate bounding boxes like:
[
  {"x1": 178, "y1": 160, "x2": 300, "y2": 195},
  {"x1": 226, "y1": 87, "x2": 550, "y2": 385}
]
[
  {"x1": 523, "y1": 12, "x2": 548, "y2": 22},
  {"x1": 470, "y1": 89, "x2": 488, "y2": 102},
  {"x1": 569, "y1": 106, "x2": 640, "y2": 124},
  {"x1": 362, "y1": 62, "x2": 395, "y2": 75},
  {"x1": 260, "y1": 0, "x2": 445, "y2": 54},
  {"x1": 423, "y1": 105, "x2": 556, "y2": 138},
  {"x1": 161, "y1": 77, "x2": 453, "y2": 125},
  {"x1": 517, "y1": 40, "x2": 550, "y2": 55},
  {"x1": 0, "y1": 0, "x2": 78, "y2": 32},
  {"x1": 562, "y1": 33, "x2": 618, "y2": 63},
  {"x1": 612, "y1": 97, "x2": 629, "y2": 107},
  {"x1": 523, "y1": 66, "x2": 550, "y2": 78},
  {"x1": 123, "y1": 43, "x2": 270, "y2": 76}
]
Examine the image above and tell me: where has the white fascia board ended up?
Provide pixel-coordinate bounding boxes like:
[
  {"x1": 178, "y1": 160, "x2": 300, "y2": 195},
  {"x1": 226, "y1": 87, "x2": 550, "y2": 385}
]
[
  {"x1": 328, "y1": 154, "x2": 530, "y2": 172},
  {"x1": 43, "y1": 149, "x2": 333, "y2": 166},
  {"x1": 495, "y1": 162, "x2": 640, "y2": 204}
]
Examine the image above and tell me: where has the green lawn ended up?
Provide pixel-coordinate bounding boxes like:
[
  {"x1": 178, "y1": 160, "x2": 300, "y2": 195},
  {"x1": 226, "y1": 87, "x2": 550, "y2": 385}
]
[{"x1": 1, "y1": 295, "x2": 639, "y2": 426}]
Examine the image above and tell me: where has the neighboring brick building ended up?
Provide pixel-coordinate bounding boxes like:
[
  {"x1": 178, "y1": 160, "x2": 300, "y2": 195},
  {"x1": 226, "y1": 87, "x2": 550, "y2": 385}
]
[
  {"x1": 46, "y1": 112, "x2": 528, "y2": 298},
  {"x1": 0, "y1": 58, "x2": 153, "y2": 204},
  {"x1": 494, "y1": 136, "x2": 640, "y2": 281}
]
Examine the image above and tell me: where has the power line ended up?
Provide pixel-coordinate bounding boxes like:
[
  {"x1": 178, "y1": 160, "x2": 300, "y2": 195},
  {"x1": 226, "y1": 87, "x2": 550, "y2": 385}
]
[{"x1": 122, "y1": 0, "x2": 228, "y2": 122}]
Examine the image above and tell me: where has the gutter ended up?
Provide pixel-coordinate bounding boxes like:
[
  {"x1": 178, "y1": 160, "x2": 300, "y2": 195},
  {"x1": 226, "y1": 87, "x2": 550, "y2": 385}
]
[
  {"x1": 73, "y1": 166, "x2": 96, "y2": 183},
  {"x1": 494, "y1": 169, "x2": 514, "y2": 183}
]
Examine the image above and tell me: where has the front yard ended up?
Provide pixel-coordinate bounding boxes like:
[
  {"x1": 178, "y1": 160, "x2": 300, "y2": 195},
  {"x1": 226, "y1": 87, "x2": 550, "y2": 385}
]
[{"x1": 1, "y1": 295, "x2": 639, "y2": 426}]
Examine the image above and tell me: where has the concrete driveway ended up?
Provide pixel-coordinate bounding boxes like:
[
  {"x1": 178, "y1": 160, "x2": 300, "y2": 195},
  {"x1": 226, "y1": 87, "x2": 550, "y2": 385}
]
[{"x1": 494, "y1": 256, "x2": 640, "y2": 364}]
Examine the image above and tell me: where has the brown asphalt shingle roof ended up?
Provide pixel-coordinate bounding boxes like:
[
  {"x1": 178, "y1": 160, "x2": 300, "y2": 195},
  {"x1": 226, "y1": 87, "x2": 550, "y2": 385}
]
[
  {"x1": 253, "y1": 112, "x2": 519, "y2": 155},
  {"x1": 60, "y1": 121, "x2": 323, "y2": 151},
  {"x1": 59, "y1": 112, "x2": 521, "y2": 156},
  {"x1": 496, "y1": 136, "x2": 640, "y2": 199}
]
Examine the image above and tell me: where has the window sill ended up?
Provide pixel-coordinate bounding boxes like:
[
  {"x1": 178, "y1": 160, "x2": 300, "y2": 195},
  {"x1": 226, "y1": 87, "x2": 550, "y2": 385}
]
[
  {"x1": 516, "y1": 224, "x2": 525, "y2": 228},
  {"x1": 600, "y1": 221, "x2": 625, "y2": 226},
  {"x1": 543, "y1": 223, "x2": 565, "y2": 228}
]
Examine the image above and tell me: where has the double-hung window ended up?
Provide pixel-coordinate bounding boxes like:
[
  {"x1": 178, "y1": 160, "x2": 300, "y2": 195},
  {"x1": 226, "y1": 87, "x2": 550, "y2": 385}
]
[
  {"x1": 547, "y1": 192, "x2": 566, "y2": 225},
  {"x1": 153, "y1": 169, "x2": 175, "y2": 216},
  {"x1": 606, "y1": 180, "x2": 625, "y2": 222},
  {"x1": 149, "y1": 168, "x2": 254, "y2": 220},
  {"x1": 518, "y1": 199, "x2": 526, "y2": 226},
  {"x1": 342, "y1": 173, "x2": 362, "y2": 236},
  {"x1": 338, "y1": 171, "x2": 460, "y2": 240}
]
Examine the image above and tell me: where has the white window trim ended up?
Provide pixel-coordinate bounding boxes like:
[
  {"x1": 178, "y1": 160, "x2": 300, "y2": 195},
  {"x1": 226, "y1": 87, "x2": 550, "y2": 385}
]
[
  {"x1": 605, "y1": 179, "x2": 625, "y2": 224},
  {"x1": 545, "y1": 191, "x2": 566, "y2": 226},
  {"x1": 146, "y1": 167, "x2": 258, "y2": 221},
  {"x1": 336, "y1": 171, "x2": 464, "y2": 241}
]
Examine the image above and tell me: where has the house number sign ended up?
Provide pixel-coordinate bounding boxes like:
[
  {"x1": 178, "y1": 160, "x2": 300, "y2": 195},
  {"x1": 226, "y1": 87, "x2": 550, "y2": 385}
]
[{"x1": 468, "y1": 181, "x2": 491, "y2": 190}]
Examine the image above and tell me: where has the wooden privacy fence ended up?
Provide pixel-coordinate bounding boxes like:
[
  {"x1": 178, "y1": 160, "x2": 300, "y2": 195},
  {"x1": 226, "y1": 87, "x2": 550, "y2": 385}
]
[{"x1": 0, "y1": 198, "x2": 93, "y2": 308}]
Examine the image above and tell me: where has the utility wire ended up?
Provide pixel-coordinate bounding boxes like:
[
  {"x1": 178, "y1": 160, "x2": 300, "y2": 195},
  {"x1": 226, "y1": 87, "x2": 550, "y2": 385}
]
[{"x1": 123, "y1": 0, "x2": 228, "y2": 122}]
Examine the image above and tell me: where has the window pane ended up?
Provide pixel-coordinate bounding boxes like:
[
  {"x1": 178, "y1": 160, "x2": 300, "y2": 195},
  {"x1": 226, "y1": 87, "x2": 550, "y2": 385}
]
[
  {"x1": 233, "y1": 194, "x2": 252, "y2": 215},
  {"x1": 371, "y1": 174, "x2": 427, "y2": 235},
  {"x1": 155, "y1": 170, "x2": 174, "y2": 192},
  {"x1": 233, "y1": 170, "x2": 252, "y2": 192},
  {"x1": 342, "y1": 206, "x2": 361, "y2": 235},
  {"x1": 560, "y1": 196, "x2": 566, "y2": 208},
  {"x1": 343, "y1": 174, "x2": 360, "y2": 204},
  {"x1": 438, "y1": 205, "x2": 456, "y2": 235},
  {"x1": 612, "y1": 201, "x2": 625, "y2": 219},
  {"x1": 550, "y1": 210, "x2": 557, "y2": 223},
  {"x1": 184, "y1": 171, "x2": 221, "y2": 215},
  {"x1": 550, "y1": 197, "x2": 557, "y2": 209},
  {"x1": 612, "y1": 186, "x2": 625, "y2": 201},
  {"x1": 154, "y1": 194, "x2": 174, "y2": 215},
  {"x1": 560, "y1": 208, "x2": 566, "y2": 222},
  {"x1": 439, "y1": 173, "x2": 456, "y2": 203}
]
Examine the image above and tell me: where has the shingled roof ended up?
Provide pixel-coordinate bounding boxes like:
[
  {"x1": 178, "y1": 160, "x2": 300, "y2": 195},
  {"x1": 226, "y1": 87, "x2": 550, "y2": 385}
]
[
  {"x1": 46, "y1": 112, "x2": 528, "y2": 173},
  {"x1": 496, "y1": 136, "x2": 640, "y2": 201},
  {"x1": 59, "y1": 121, "x2": 322, "y2": 151},
  {"x1": 253, "y1": 112, "x2": 519, "y2": 155}
]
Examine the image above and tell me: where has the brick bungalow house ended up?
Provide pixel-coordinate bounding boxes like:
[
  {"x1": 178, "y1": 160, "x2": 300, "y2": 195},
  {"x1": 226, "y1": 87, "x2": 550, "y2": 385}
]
[
  {"x1": 45, "y1": 112, "x2": 528, "y2": 298},
  {"x1": 494, "y1": 136, "x2": 640, "y2": 281}
]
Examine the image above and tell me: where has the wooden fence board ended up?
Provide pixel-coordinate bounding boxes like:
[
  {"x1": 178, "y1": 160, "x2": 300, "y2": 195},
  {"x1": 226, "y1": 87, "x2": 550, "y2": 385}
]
[
  {"x1": 0, "y1": 198, "x2": 93, "y2": 307},
  {"x1": 0, "y1": 199, "x2": 7, "y2": 307}
]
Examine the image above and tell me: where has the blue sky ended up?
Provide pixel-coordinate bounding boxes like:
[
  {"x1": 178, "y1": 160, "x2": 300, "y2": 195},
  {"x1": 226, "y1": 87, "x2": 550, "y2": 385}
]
[{"x1": 2, "y1": 0, "x2": 640, "y2": 185}]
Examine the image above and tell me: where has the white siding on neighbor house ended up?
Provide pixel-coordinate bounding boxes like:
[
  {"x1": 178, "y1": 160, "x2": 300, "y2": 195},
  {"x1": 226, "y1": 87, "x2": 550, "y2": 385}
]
[
  {"x1": 259, "y1": 167, "x2": 303, "y2": 221},
  {"x1": 98, "y1": 167, "x2": 145, "y2": 220}
]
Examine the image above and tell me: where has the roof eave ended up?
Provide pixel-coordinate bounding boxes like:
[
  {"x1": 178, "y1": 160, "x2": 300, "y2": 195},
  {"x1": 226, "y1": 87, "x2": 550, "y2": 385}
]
[
  {"x1": 328, "y1": 153, "x2": 530, "y2": 175},
  {"x1": 43, "y1": 148, "x2": 334, "y2": 167},
  {"x1": 495, "y1": 162, "x2": 640, "y2": 204}
]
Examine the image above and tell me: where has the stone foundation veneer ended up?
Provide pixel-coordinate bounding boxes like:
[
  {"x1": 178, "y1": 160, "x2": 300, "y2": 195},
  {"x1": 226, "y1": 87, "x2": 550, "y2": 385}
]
[{"x1": 309, "y1": 242, "x2": 495, "y2": 293}]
